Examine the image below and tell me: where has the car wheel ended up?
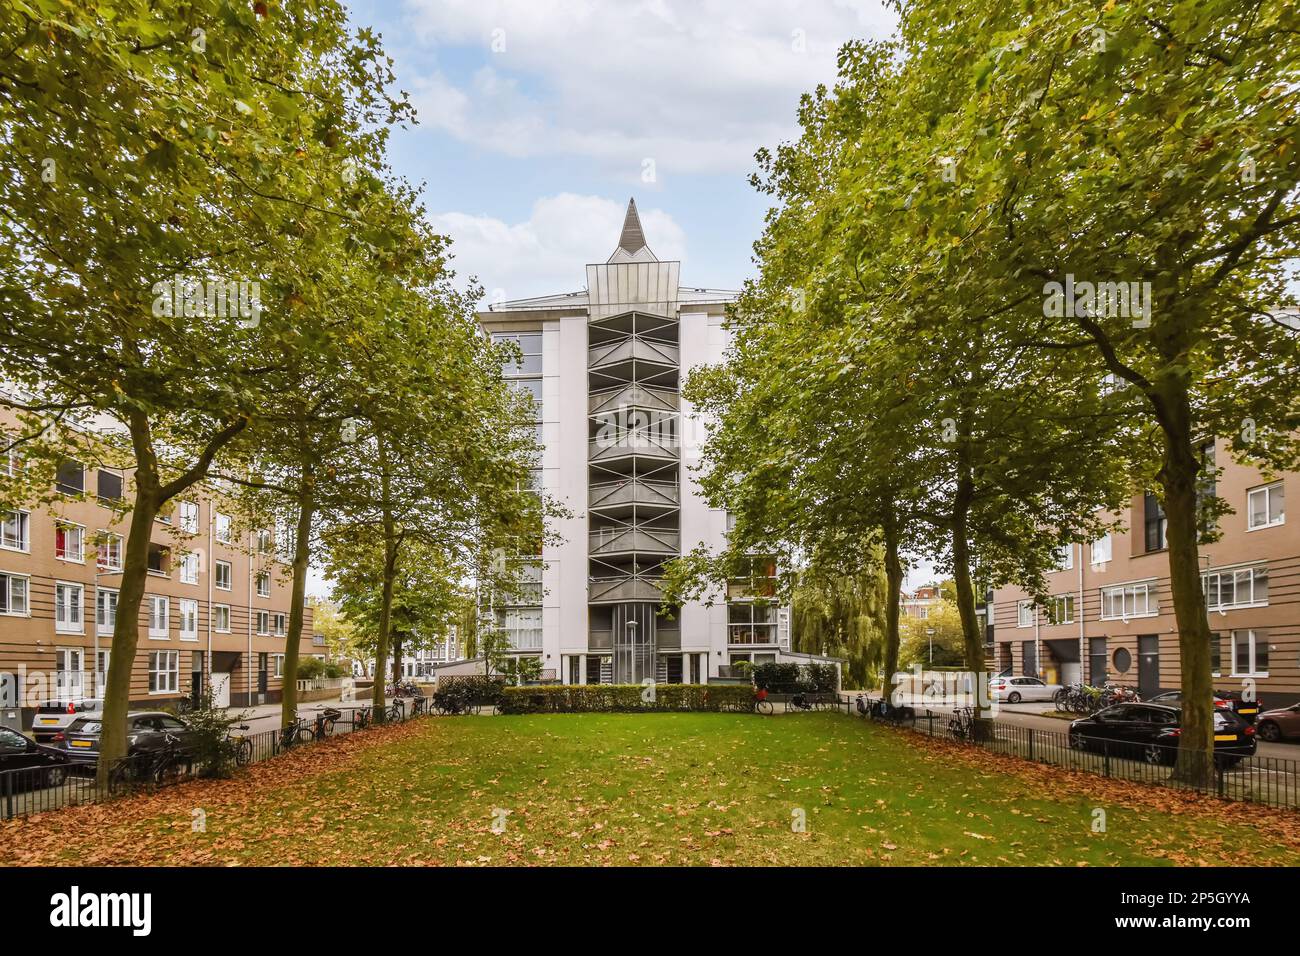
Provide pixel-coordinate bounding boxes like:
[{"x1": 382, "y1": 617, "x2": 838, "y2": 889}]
[
  {"x1": 1007, "y1": 692, "x2": 1022, "y2": 704},
  {"x1": 44, "y1": 766, "x2": 68, "y2": 789},
  {"x1": 1257, "y1": 721, "x2": 1282, "y2": 743},
  {"x1": 1143, "y1": 743, "x2": 1172, "y2": 767}
]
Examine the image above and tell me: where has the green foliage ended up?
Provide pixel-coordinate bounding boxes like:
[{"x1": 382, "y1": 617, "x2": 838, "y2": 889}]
[
  {"x1": 182, "y1": 686, "x2": 248, "y2": 780},
  {"x1": 498, "y1": 684, "x2": 756, "y2": 714},
  {"x1": 898, "y1": 603, "x2": 966, "y2": 669},
  {"x1": 791, "y1": 558, "x2": 888, "y2": 689},
  {"x1": 433, "y1": 675, "x2": 507, "y2": 709}
]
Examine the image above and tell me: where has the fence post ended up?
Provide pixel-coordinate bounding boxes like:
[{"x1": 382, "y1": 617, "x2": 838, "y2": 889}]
[
  {"x1": 2, "y1": 771, "x2": 11, "y2": 821},
  {"x1": 1027, "y1": 727, "x2": 1034, "y2": 762},
  {"x1": 1103, "y1": 740, "x2": 1111, "y2": 777}
]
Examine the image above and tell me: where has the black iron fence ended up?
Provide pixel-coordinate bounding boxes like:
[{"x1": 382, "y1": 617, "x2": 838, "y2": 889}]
[
  {"x1": 847, "y1": 695, "x2": 1300, "y2": 811},
  {"x1": 0, "y1": 698, "x2": 443, "y2": 822}
]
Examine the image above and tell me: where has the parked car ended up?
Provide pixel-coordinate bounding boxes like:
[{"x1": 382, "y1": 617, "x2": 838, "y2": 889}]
[
  {"x1": 989, "y1": 676, "x2": 1062, "y2": 703},
  {"x1": 1069, "y1": 702, "x2": 1257, "y2": 767},
  {"x1": 0, "y1": 726, "x2": 73, "y2": 788},
  {"x1": 58, "y1": 711, "x2": 197, "y2": 766},
  {"x1": 29, "y1": 697, "x2": 103, "y2": 744},
  {"x1": 1146, "y1": 690, "x2": 1261, "y2": 723},
  {"x1": 1256, "y1": 702, "x2": 1300, "y2": 742}
]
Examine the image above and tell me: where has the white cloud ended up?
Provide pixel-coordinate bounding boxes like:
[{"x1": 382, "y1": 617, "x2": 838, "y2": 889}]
[
  {"x1": 401, "y1": 0, "x2": 895, "y2": 176},
  {"x1": 430, "y1": 193, "x2": 688, "y2": 301}
]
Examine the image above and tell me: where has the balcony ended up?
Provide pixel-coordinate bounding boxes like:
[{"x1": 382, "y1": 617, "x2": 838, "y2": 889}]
[
  {"x1": 589, "y1": 433, "x2": 679, "y2": 466},
  {"x1": 588, "y1": 627, "x2": 680, "y2": 650},
  {"x1": 589, "y1": 526, "x2": 680, "y2": 557},
  {"x1": 589, "y1": 383, "x2": 679, "y2": 416},
  {"x1": 588, "y1": 575, "x2": 665, "y2": 605},
  {"x1": 588, "y1": 337, "x2": 679, "y2": 371},
  {"x1": 589, "y1": 478, "x2": 680, "y2": 515}
]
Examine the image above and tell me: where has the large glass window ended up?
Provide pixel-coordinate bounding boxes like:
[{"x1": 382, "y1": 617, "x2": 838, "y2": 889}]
[
  {"x1": 0, "y1": 572, "x2": 29, "y2": 615},
  {"x1": 149, "y1": 651, "x2": 179, "y2": 694},
  {"x1": 1143, "y1": 491, "x2": 1166, "y2": 551},
  {"x1": 1247, "y1": 481, "x2": 1284, "y2": 530},
  {"x1": 1203, "y1": 565, "x2": 1268, "y2": 610},
  {"x1": 55, "y1": 523, "x2": 84, "y2": 562},
  {"x1": 495, "y1": 332, "x2": 543, "y2": 376},
  {"x1": 1100, "y1": 582, "x2": 1158, "y2": 619},
  {"x1": 55, "y1": 583, "x2": 83, "y2": 633},
  {"x1": 148, "y1": 596, "x2": 169, "y2": 638},
  {"x1": 727, "y1": 601, "x2": 777, "y2": 644},
  {"x1": 0, "y1": 510, "x2": 28, "y2": 551},
  {"x1": 498, "y1": 607, "x2": 543, "y2": 650},
  {"x1": 96, "y1": 588, "x2": 117, "y2": 635},
  {"x1": 1231, "y1": 629, "x2": 1269, "y2": 676}
]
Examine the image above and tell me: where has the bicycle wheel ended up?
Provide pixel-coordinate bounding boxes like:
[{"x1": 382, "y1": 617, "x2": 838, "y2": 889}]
[
  {"x1": 756, "y1": 699, "x2": 774, "y2": 716},
  {"x1": 234, "y1": 738, "x2": 252, "y2": 767},
  {"x1": 153, "y1": 754, "x2": 186, "y2": 787}
]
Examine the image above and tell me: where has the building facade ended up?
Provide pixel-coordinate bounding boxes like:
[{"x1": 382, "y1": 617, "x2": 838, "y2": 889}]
[
  {"x1": 477, "y1": 200, "x2": 803, "y2": 684},
  {"x1": 990, "y1": 439, "x2": 1297, "y2": 706},
  {"x1": 0, "y1": 409, "x2": 312, "y2": 720}
]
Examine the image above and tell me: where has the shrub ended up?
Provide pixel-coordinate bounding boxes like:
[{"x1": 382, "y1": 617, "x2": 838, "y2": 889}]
[
  {"x1": 752, "y1": 661, "x2": 840, "y2": 694},
  {"x1": 435, "y1": 675, "x2": 507, "y2": 707},
  {"x1": 499, "y1": 683, "x2": 755, "y2": 714},
  {"x1": 182, "y1": 686, "x2": 248, "y2": 779},
  {"x1": 297, "y1": 657, "x2": 327, "y2": 680}
]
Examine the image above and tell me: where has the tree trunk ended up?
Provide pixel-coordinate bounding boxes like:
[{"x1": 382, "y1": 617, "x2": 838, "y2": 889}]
[
  {"x1": 96, "y1": 446, "x2": 160, "y2": 786},
  {"x1": 392, "y1": 632, "x2": 403, "y2": 687},
  {"x1": 280, "y1": 470, "x2": 315, "y2": 730},
  {"x1": 1155, "y1": 386, "x2": 1215, "y2": 783},
  {"x1": 371, "y1": 435, "x2": 396, "y2": 719},
  {"x1": 951, "y1": 451, "x2": 989, "y2": 735},
  {"x1": 881, "y1": 516, "x2": 903, "y2": 700}
]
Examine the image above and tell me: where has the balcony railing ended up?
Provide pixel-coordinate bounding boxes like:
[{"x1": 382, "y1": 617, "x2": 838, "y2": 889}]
[
  {"x1": 589, "y1": 434, "x2": 679, "y2": 464},
  {"x1": 589, "y1": 527, "x2": 680, "y2": 556},
  {"x1": 588, "y1": 576, "x2": 665, "y2": 604},
  {"x1": 589, "y1": 383, "x2": 679, "y2": 415},
  {"x1": 589, "y1": 478, "x2": 680, "y2": 511},
  {"x1": 588, "y1": 337, "x2": 680, "y2": 370}
]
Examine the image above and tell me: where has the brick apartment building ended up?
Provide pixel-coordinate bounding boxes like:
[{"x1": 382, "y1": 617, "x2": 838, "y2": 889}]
[
  {"x1": 991, "y1": 437, "x2": 1297, "y2": 707},
  {"x1": 1, "y1": 409, "x2": 312, "y2": 723}
]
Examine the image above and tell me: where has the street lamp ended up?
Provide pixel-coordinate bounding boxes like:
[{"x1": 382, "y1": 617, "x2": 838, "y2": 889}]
[{"x1": 926, "y1": 628, "x2": 936, "y2": 666}]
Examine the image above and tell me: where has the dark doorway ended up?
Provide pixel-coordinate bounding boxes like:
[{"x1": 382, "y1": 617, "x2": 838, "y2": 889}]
[
  {"x1": 1138, "y1": 635, "x2": 1159, "y2": 698},
  {"x1": 1020, "y1": 641, "x2": 1038, "y2": 678}
]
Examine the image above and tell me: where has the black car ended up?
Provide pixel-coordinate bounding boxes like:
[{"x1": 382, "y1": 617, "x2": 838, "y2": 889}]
[
  {"x1": 0, "y1": 725, "x2": 73, "y2": 789},
  {"x1": 1146, "y1": 690, "x2": 1262, "y2": 723},
  {"x1": 60, "y1": 711, "x2": 197, "y2": 766},
  {"x1": 1069, "y1": 702, "x2": 1257, "y2": 767}
]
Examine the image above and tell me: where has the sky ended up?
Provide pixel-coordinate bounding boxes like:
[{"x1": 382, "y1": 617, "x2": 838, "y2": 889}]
[{"x1": 310, "y1": 1, "x2": 938, "y2": 593}]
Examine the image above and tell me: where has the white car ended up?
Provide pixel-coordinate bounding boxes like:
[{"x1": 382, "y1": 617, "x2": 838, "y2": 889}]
[{"x1": 988, "y1": 677, "x2": 1060, "y2": 703}]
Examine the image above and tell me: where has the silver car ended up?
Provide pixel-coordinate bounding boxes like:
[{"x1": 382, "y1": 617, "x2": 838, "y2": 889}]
[
  {"x1": 989, "y1": 676, "x2": 1061, "y2": 703},
  {"x1": 29, "y1": 698, "x2": 103, "y2": 744}
]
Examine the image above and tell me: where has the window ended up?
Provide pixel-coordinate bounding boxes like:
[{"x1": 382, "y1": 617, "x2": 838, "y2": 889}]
[
  {"x1": 0, "y1": 438, "x2": 20, "y2": 477},
  {"x1": 95, "y1": 650, "x2": 110, "y2": 694},
  {"x1": 1, "y1": 509, "x2": 30, "y2": 551},
  {"x1": 179, "y1": 501, "x2": 199, "y2": 534},
  {"x1": 1197, "y1": 440, "x2": 1217, "y2": 539},
  {"x1": 272, "y1": 612, "x2": 287, "y2": 636},
  {"x1": 1090, "y1": 533, "x2": 1112, "y2": 565},
  {"x1": 1056, "y1": 544, "x2": 1073, "y2": 571},
  {"x1": 55, "y1": 522, "x2": 84, "y2": 562},
  {"x1": 1210, "y1": 631, "x2": 1221, "y2": 676},
  {"x1": 55, "y1": 648, "x2": 83, "y2": 700},
  {"x1": 0, "y1": 572, "x2": 29, "y2": 615},
  {"x1": 1143, "y1": 491, "x2": 1166, "y2": 551},
  {"x1": 1049, "y1": 595, "x2": 1074, "y2": 625},
  {"x1": 256, "y1": 610, "x2": 270, "y2": 635},
  {"x1": 96, "y1": 469, "x2": 124, "y2": 504},
  {"x1": 1203, "y1": 565, "x2": 1268, "y2": 611},
  {"x1": 178, "y1": 599, "x2": 198, "y2": 641},
  {"x1": 179, "y1": 552, "x2": 199, "y2": 585},
  {"x1": 96, "y1": 532, "x2": 122, "y2": 571},
  {"x1": 1231, "y1": 629, "x2": 1269, "y2": 677},
  {"x1": 1100, "y1": 582, "x2": 1158, "y2": 620},
  {"x1": 148, "y1": 595, "x2": 169, "y2": 639},
  {"x1": 215, "y1": 512, "x2": 232, "y2": 544},
  {"x1": 147, "y1": 542, "x2": 169, "y2": 576},
  {"x1": 1247, "y1": 481, "x2": 1284, "y2": 530},
  {"x1": 213, "y1": 604, "x2": 231, "y2": 633},
  {"x1": 55, "y1": 458, "x2": 84, "y2": 495},
  {"x1": 96, "y1": 588, "x2": 117, "y2": 636},
  {"x1": 494, "y1": 331, "x2": 543, "y2": 376},
  {"x1": 274, "y1": 654, "x2": 285, "y2": 678},
  {"x1": 256, "y1": 529, "x2": 272, "y2": 554},
  {"x1": 727, "y1": 601, "x2": 777, "y2": 644},
  {"x1": 55, "y1": 583, "x2": 83, "y2": 633},
  {"x1": 497, "y1": 607, "x2": 542, "y2": 650},
  {"x1": 256, "y1": 571, "x2": 271, "y2": 598},
  {"x1": 1089, "y1": 637, "x2": 1108, "y2": 685},
  {"x1": 214, "y1": 560, "x2": 232, "y2": 591},
  {"x1": 1017, "y1": 601, "x2": 1034, "y2": 628},
  {"x1": 148, "y1": 651, "x2": 179, "y2": 694}
]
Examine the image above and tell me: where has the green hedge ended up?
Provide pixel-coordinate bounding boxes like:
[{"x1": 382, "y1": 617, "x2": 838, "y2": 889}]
[
  {"x1": 499, "y1": 683, "x2": 756, "y2": 714},
  {"x1": 753, "y1": 661, "x2": 839, "y2": 694},
  {"x1": 434, "y1": 675, "x2": 507, "y2": 708}
]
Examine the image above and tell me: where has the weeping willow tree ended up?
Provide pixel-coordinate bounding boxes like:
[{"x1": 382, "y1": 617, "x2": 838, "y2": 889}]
[{"x1": 790, "y1": 556, "x2": 889, "y2": 690}]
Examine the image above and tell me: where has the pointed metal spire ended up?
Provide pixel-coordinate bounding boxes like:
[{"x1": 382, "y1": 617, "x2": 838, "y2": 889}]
[{"x1": 608, "y1": 198, "x2": 657, "y2": 262}]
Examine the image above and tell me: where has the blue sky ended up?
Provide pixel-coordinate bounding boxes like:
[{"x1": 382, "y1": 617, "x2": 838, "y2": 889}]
[{"x1": 344, "y1": 0, "x2": 896, "y2": 299}]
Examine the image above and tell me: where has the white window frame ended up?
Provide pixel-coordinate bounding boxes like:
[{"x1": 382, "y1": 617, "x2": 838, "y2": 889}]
[
  {"x1": 213, "y1": 603, "x2": 231, "y2": 633},
  {"x1": 96, "y1": 587, "x2": 118, "y2": 636},
  {"x1": 54, "y1": 581, "x2": 84, "y2": 634},
  {"x1": 274, "y1": 654, "x2": 285, "y2": 678},
  {"x1": 179, "y1": 500, "x2": 200, "y2": 534},
  {"x1": 1230, "y1": 629, "x2": 1269, "y2": 678},
  {"x1": 0, "y1": 571, "x2": 30, "y2": 616},
  {"x1": 1203, "y1": 564, "x2": 1268, "y2": 612},
  {"x1": 178, "y1": 598, "x2": 199, "y2": 642},
  {"x1": 55, "y1": 648, "x2": 84, "y2": 701},
  {"x1": 54, "y1": 521, "x2": 85, "y2": 563},
  {"x1": 1, "y1": 508, "x2": 30, "y2": 552},
  {"x1": 148, "y1": 650, "x2": 179, "y2": 694},
  {"x1": 1099, "y1": 581, "x2": 1159, "y2": 620},
  {"x1": 256, "y1": 571, "x2": 271, "y2": 598},
  {"x1": 256, "y1": 610, "x2": 270, "y2": 635},
  {"x1": 1016, "y1": 601, "x2": 1034, "y2": 628},
  {"x1": 1246, "y1": 481, "x2": 1284, "y2": 531},
  {"x1": 1050, "y1": 594, "x2": 1074, "y2": 625},
  {"x1": 272, "y1": 612, "x2": 287, "y2": 637},
  {"x1": 179, "y1": 551, "x2": 200, "y2": 585},
  {"x1": 96, "y1": 531, "x2": 123, "y2": 571},
  {"x1": 215, "y1": 512, "x2": 232, "y2": 544},
  {"x1": 1090, "y1": 533, "x2": 1112, "y2": 565},
  {"x1": 148, "y1": 595, "x2": 170, "y2": 639},
  {"x1": 214, "y1": 560, "x2": 232, "y2": 591},
  {"x1": 1056, "y1": 544, "x2": 1073, "y2": 571}
]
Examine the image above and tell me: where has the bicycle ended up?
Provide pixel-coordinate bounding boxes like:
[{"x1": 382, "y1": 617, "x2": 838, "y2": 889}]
[
  {"x1": 410, "y1": 695, "x2": 429, "y2": 717},
  {"x1": 947, "y1": 706, "x2": 977, "y2": 741},
  {"x1": 753, "y1": 689, "x2": 774, "y2": 716},
  {"x1": 226, "y1": 722, "x2": 253, "y2": 767},
  {"x1": 272, "y1": 714, "x2": 319, "y2": 754}
]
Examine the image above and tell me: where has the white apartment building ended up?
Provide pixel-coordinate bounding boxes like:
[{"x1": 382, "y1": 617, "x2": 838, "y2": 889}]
[{"x1": 478, "y1": 200, "x2": 800, "y2": 685}]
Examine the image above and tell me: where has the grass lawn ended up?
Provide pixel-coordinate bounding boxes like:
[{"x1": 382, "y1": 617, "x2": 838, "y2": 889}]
[{"x1": 5, "y1": 712, "x2": 1300, "y2": 866}]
